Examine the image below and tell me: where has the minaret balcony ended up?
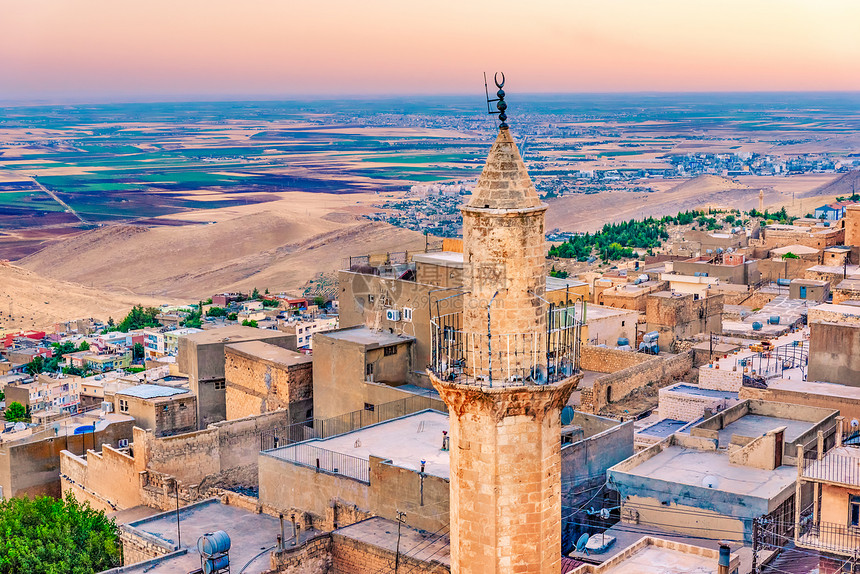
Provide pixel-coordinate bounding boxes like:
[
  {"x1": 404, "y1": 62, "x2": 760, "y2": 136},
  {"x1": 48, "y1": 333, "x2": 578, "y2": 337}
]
[{"x1": 429, "y1": 308, "x2": 582, "y2": 387}]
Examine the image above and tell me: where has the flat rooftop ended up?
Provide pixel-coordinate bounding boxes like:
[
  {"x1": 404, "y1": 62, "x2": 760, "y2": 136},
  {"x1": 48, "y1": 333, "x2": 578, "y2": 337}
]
[
  {"x1": 597, "y1": 544, "x2": 718, "y2": 574},
  {"x1": 269, "y1": 410, "x2": 450, "y2": 479},
  {"x1": 584, "y1": 305, "x2": 637, "y2": 320},
  {"x1": 770, "y1": 244, "x2": 820, "y2": 256},
  {"x1": 119, "y1": 499, "x2": 284, "y2": 574},
  {"x1": 620, "y1": 446, "x2": 796, "y2": 499},
  {"x1": 717, "y1": 414, "x2": 813, "y2": 447},
  {"x1": 764, "y1": 378, "x2": 860, "y2": 399},
  {"x1": 335, "y1": 517, "x2": 450, "y2": 567},
  {"x1": 116, "y1": 384, "x2": 189, "y2": 399},
  {"x1": 412, "y1": 251, "x2": 463, "y2": 267},
  {"x1": 320, "y1": 326, "x2": 414, "y2": 348},
  {"x1": 225, "y1": 340, "x2": 311, "y2": 366},
  {"x1": 546, "y1": 275, "x2": 588, "y2": 291},
  {"x1": 180, "y1": 324, "x2": 286, "y2": 344},
  {"x1": 666, "y1": 384, "x2": 738, "y2": 400},
  {"x1": 806, "y1": 264, "x2": 860, "y2": 275},
  {"x1": 638, "y1": 419, "x2": 691, "y2": 439}
]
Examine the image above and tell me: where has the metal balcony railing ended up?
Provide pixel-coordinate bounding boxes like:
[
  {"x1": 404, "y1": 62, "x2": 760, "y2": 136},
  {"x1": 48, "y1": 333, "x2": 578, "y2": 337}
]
[
  {"x1": 429, "y1": 306, "x2": 582, "y2": 387},
  {"x1": 796, "y1": 519, "x2": 860, "y2": 557}
]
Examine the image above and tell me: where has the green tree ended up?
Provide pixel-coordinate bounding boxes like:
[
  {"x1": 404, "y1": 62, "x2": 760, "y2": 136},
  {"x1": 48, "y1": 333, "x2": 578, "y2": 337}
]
[
  {"x1": 78, "y1": 340, "x2": 90, "y2": 352},
  {"x1": 313, "y1": 296, "x2": 327, "y2": 308},
  {"x1": 25, "y1": 356, "x2": 45, "y2": 376},
  {"x1": 241, "y1": 319, "x2": 258, "y2": 328},
  {"x1": 227, "y1": 312, "x2": 238, "y2": 321},
  {"x1": 132, "y1": 342, "x2": 145, "y2": 360},
  {"x1": 782, "y1": 252, "x2": 799, "y2": 260},
  {"x1": 251, "y1": 287, "x2": 261, "y2": 300},
  {"x1": 114, "y1": 305, "x2": 161, "y2": 332},
  {"x1": 206, "y1": 306, "x2": 227, "y2": 317},
  {"x1": 4, "y1": 401, "x2": 27, "y2": 422},
  {"x1": 0, "y1": 494, "x2": 121, "y2": 574}
]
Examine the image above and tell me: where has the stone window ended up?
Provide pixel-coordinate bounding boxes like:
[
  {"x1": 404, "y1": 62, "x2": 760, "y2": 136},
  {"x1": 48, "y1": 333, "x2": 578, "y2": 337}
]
[
  {"x1": 366, "y1": 363, "x2": 374, "y2": 376},
  {"x1": 119, "y1": 399, "x2": 128, "y2": 413},
  {"x1": 214, "y1": 380, "x2": 226, "y2": 390},
  {"x1": 384, "y1": 345, "x2": 398, "y2": 357}
]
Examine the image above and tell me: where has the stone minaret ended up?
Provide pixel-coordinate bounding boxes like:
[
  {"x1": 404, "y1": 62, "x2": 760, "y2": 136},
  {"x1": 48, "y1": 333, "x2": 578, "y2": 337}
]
[{"x1": 429, "y1": 92, "x2": 582, "y2": 574}]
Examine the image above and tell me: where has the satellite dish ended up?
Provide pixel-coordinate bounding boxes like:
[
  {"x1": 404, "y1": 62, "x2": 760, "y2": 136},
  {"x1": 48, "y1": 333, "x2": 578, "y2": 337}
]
[
  {"x1": 561, "y1": 406, "x2": 575, "y2": 426},
  {"x1": 702, "y1": 475, "x2": 719, "y2": 489},
  {"x1": 851, "y1": 419, "x2": 860, "y2": 428},
  {"x1": 575, "y1": 533, "x2": 590, "y2": 554},
  {"x1": 598, "y1": 508, "x2": 611, "y2": 520}
]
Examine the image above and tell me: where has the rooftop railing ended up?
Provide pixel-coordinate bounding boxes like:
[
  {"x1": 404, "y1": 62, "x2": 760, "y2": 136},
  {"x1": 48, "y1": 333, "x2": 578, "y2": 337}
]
[
  {"x1": 265, "y1": 443, "x2": 370, "y2": 483},
  {"x1": 802, "y1": 450, "x2": 860, "y2": 487},
  {"x1": 259, "y1": 393, "x2": 446, "y2": 452}
]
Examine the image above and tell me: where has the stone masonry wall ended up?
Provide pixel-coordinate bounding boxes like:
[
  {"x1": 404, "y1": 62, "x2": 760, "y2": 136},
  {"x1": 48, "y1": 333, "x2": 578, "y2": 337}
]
[
  {"x1": 330, "y1": 532, "x2": 449, "y2": 574},
  {"x1": 140, "y1": 410, "x2": 289, "y2": 484},
  {"x1": 580, "y1": 352, "x2": 692, "y2": 414},
  {"x1": 268, "y1": 533, "x2": 332, "y2": 574},
  {"x1": 658, "y1": 387, "x2": 731, "y2": 422},
  {"x1": 579, "y1": 345, "x2": 652, "y2": 373},
  {"x1": 225, "y1": 346, "x2": 313, "y2": 422},
  {"x1": 698, "y1": 366, "x2": 743, "y2": 392}
]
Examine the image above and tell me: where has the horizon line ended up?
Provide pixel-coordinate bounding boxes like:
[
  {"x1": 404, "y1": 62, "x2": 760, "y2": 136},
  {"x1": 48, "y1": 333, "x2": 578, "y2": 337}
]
[{"x1": 3, "y1": 89, "x2": 860, "y2": 108}]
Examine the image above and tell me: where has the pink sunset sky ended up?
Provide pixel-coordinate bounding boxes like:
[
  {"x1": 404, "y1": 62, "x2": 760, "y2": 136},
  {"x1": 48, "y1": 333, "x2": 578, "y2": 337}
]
[{"x1": 2, "y1": 0, "x2": 859, "y2": 101}]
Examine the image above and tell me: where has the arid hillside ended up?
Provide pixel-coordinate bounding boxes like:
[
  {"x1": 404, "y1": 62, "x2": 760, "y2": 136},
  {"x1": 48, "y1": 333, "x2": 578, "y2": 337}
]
[
  {"x1": 0, "y1": 261, "x2": 169, "y2": 331},
  {"x1": 546, "y1": 173, "x2": 842, "y2": 232},
  {"x1": 18, "y1": 193, "x2": 429, "y2": 300}
]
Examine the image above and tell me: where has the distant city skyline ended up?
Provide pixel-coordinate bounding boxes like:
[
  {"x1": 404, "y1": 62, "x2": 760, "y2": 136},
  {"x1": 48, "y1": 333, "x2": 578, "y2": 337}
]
[{"x1": 3, "y1": 0, "x2": 860, "y2": 102}]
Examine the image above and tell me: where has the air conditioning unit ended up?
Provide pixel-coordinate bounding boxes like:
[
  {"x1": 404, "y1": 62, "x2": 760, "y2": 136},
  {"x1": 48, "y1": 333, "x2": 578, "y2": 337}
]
[
  {"x1": 386, "y1": 309, "x2": 401, "y2": 322},
  {"x1": 402, "y1": 307, "x2": 413, "y2": 322},
  {"x1": 100, "y1": 401, "x2": 113, "y2": 413},
  {"x1": 117, "y1": 439, "x2": 129, "y2": 448}
]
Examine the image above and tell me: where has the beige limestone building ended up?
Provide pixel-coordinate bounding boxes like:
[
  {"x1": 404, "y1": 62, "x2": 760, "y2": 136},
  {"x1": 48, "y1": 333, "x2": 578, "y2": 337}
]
[{"x1": 224, "y1": 340, "x2": 313, "y2": 423}]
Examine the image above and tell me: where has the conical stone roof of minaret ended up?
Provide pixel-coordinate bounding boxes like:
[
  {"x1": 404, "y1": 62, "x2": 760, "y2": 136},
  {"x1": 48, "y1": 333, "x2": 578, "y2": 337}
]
[{"x1": 465, "y1": 127, "x2": 544, "y2": 211}]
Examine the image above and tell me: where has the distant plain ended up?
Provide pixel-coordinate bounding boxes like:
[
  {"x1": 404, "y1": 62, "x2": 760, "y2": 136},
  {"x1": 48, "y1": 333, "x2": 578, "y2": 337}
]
[{"x1": 2, "y1": 94, "x2": 859, "y2": 328}]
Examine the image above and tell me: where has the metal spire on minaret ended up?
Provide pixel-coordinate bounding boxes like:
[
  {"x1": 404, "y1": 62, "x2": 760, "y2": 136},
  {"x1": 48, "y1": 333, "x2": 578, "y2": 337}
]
[{"x1": 484, "y1": 72, "x2": 508, "y2": 130}]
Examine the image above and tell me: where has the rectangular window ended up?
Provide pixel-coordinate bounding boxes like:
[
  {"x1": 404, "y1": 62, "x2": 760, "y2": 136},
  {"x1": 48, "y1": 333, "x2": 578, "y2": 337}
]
[
  {"x1": 850, "y1": 495, "x2": 860, "y2": 527},
  {"x1": 214, "y1": 380, "x2": 226, "y2": 390},
  {"x1": 365, "y1": 363, "x2": 374, "y2": 376},
  {"x1": 119, "y1": 399, "x2": 128, "y2": 413},
  {"x1": 384, "y1": 345, "x2": 397, "y2": 357}
]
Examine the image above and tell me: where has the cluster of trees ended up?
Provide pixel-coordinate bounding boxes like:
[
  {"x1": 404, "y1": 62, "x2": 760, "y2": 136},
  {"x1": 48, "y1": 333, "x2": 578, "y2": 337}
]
[
  {"x1": 0, "y1": 495, "x2": 121, "y2": 573},
  {"x1": 549, "y1": 218, "x2": 669, "y2": 262},
  {"x1": 106, "y1": 305, "x2": 161, "y2": 332},
  {"x1": 25, "y1": 340, "x2": 92, "y2": 376},
  {"x1": 836, "y1": 193, "x2": 860, "y2": 202},
  {"x1": 181, "y1": 302, "x2": 203, "y2": 329},
  {"x1": 749, "y1": 206, "x2": 793, "y2": 224},
  {"x1": 549, "y1": 267, "x2": 569, "y2": 279}
]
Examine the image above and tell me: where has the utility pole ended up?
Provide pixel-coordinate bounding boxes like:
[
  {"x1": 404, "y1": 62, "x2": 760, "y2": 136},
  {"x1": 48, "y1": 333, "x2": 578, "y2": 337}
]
[
  {"x1": 173, "y1": 479, "x2": 181, "y2": 549},
  {"x1": 751, "y1": 517, "x2": 759, "y2": 573},
  {"x1": 394, "y1": 511, "x2": 406, "y2": 573}
]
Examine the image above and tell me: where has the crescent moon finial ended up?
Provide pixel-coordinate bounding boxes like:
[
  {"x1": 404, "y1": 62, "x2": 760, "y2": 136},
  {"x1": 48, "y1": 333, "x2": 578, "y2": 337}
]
[{"x1": 494, "y1": 72, "x2": 505, "y2": 89}]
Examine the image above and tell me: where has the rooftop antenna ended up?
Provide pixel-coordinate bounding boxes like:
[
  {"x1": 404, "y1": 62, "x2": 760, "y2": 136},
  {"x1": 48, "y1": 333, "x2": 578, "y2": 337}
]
[{"x1": 484, "y1": 72, "x2": 508, "y2": 130}]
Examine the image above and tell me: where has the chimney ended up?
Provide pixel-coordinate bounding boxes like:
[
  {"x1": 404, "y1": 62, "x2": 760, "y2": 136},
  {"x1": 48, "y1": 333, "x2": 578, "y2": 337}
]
[{"x1": 717, "y1": 543, "x2": 731, "y2": 574}]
